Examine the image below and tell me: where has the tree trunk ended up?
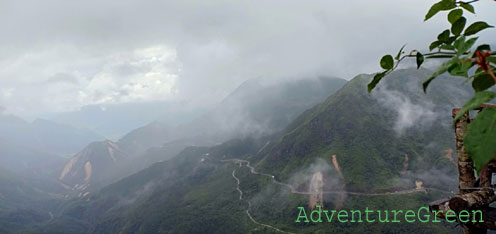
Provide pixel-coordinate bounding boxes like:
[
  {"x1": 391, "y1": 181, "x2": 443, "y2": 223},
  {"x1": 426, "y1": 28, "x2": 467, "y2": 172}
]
[
  {"x1": 452, "y1": 109, "x2": 487, "y2": 234},
  {"x1": 453, "y1": 109, "x2": 476, "y2": 195}
]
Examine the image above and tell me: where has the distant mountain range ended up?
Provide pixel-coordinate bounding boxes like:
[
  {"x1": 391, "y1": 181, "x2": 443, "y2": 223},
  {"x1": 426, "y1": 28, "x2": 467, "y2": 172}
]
[
  {"x1": 31, "y1": 68, "x2": 471, "y2": 233},
  {"x1": 0, "y1": 115, "x2": 103, "y2": 157},
  {"x1": 57, "y1": 76, "x2": 347, "y2": 193},
  {"x1": 0, "y1": 115, "x2": 104, "y2": 185},
  {"x1": 46, "y1": 101, "x2": 207, "y2": 140},
  {"x1": 117, "y1": 77, "x2": 348, "y2": 154},
  {"x1": 0, "y1": 115, "x2": 104, "y2": 233}
]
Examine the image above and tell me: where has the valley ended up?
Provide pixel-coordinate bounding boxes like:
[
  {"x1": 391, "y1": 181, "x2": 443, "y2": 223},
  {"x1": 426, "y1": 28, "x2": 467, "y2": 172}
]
[
  {"x1": 2, "y1": 1, "x2": 495, "y2": 232},
  {"x1": 0, "y1": 68, "x2": 475, "y2": 233}
]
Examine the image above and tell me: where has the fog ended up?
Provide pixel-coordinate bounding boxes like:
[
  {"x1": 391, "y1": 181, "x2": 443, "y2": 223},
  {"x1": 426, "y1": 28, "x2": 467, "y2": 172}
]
[
  {"x1": 0, "y1": 1, "x2": 495, "y2": 233},
  {"x1": 375, "y1": 87, "x2": 439, "y2": 135},
  {"x1": 1, "y1": 0, "x2": 494, "y2": 121}
]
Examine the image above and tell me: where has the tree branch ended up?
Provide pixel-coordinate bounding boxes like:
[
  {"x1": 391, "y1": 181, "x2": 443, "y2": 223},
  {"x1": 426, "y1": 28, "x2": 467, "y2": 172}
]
[{"x1": 456, "y1": 0, "x2": 481, "y2": 4}]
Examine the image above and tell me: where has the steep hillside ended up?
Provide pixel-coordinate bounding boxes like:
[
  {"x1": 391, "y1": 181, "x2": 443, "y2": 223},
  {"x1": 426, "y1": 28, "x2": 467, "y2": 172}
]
[
  {"x1": 255, "y1": 68, "x2": 470, "y2": 190},
  {"x1": 123, "y1": 77, "x2": 347, "y2": 161},
  {"x1": 176, "y1": 77, "x2": 349, "y2": 144},
  {"x1": 117, "y1": 77, "x2": 347, "y2": 157},
  {"x1": 0, "y1": 168, "x2": 62, "y2": 233},
  {"x1": 117, "y1": 121, "x2": 171, "y2": 156},
  {"x1": 60, "y1": 77, "x2": 347, "y2": 192},
  {"x1": 34, "y1": 68, "x2": 470, "y2": 233},
  {"x1": 59, "y1": 140, "x2": 127, "y2": 193}
]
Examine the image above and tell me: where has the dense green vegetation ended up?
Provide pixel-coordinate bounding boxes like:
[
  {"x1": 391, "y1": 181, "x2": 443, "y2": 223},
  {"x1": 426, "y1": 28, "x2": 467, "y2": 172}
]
[
  {"x1": 0, "y1": 168, "x2": 62, "y2": 234},
  {"x1": 17, "y1": 68, "x2": 472, "y2": 233},
  {"x1": 369, "y1": 0, "x2": 496, "y2": 173},
  {"x1": 256, "y1": 69, "x2": 468, "y2": 190}
]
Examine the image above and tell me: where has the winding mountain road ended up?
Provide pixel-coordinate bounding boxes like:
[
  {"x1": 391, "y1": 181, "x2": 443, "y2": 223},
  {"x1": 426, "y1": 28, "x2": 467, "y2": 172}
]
[
  {"x1": 231, "y1": 168, "x2": 295, "y2": 234},
  {"x1": 223, "y1": 159, "x2": 452, "y2": 196},
  {"x1": 223, "y1": 158, "x2": 452, "y2": 233}
]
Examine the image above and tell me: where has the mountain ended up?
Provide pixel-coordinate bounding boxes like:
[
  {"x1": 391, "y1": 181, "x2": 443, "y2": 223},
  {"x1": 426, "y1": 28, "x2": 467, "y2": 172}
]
[
  {"x1": 0, "y1": 115, "x2": 103, "y2": 157},
  {"x1": 57, "y1": 76, "x2": 347, "y2": 192},
  {"x1": 0, "y1": 168, "x2": 62, "y2": 233},
  {"x1": 34, "y1": 68, "x2": 470, "y2": 233},
  {"x1": 46, "y1": 101, "x2": 206, "y2": 140},
  {"x1": 0, "y1": 116, "x2": 100, "y2": 233},
  {"x1": 58, "y1": 140, "x2": 128, "y2": 192},
  {"x1": 0, "y1": 138, "x2": 62, "y2": 176},
  {"x1": 254, "y1": 68, "x2": 470, "y2": 190},
  {"x1": 117, "y1": 121, "x2": 171, "y2": 156},
  {"x1": 119, "y1": 77, "x2": 348, "y2": 158},
  {"x1": 176, "y1": 77, "x2": 349, "y2": 143}
]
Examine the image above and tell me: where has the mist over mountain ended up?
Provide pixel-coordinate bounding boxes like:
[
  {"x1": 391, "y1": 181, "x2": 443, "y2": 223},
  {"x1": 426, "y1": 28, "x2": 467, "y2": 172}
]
[
  {"x1": 119, "y1": 76, "x2": 348, "y2": 155},
  {"x1": 2, "y1": 0, "x2": 496, "y2": 233},
  {"x1": 56, "y1": 76, "x2": 347, "y2": 194},
  {"x1": 23, "y1": 68, "x2": 471, "y2": 233},
  {"x1": 58, "y1": 140, "x2": 128, "y2": 192},
  {"x1": 0, "y1": 167, "x2": 62, "y2": 233},
  {"x1": 255, "y1": 68, "x2": 470, "y2": 190},
  {"x1": 45, "y1": 101, "x2": 206, "y2": 140},
  {"x1": 0, "y1": 114, "x2": 103, "y2": 157},
  {"x1": 0, "y1": 113, "x2": 104, "y2": 186}
]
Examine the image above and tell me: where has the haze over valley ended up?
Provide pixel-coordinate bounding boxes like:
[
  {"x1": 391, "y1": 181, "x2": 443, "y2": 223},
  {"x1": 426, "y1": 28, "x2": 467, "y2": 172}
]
[{"x1": 1, "y1": 0, "x2": 496, "y2": 233}]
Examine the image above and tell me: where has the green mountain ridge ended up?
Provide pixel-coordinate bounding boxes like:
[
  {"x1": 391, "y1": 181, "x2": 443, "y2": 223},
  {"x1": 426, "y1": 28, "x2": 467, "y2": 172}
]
[
  {"x1": 12, "y1": 68, "x2": 472, "y2": 233},
  {"x1": 255, "y1": 68, "x2": 469, "y2": 191},
  {"x1": 56, "y1": 77, "x2": 347, "y2": 194},
  {"x1": 0, "y1": 168, "x2": 62, "y2": 234}
]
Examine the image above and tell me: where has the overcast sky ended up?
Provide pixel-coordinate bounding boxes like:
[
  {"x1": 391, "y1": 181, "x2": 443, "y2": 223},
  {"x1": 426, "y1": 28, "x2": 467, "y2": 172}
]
[{"x1": 0, "y1": 0, "x2": 495, "y2": 118}]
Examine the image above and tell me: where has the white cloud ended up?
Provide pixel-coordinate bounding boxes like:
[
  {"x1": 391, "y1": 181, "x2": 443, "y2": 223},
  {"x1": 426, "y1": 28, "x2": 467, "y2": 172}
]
[
  {"x1": 82, "y1": 45, "x2": 178, "y2": 104},
  {"x1": 374, "y1": 87, "x2": 438, "y2": 135},
  {"x1": 0, "y1": 45, "x2": 179, "y2": 117},
  {"x1": 0, "y1": 0, "x2": 494, "y2": 118}
]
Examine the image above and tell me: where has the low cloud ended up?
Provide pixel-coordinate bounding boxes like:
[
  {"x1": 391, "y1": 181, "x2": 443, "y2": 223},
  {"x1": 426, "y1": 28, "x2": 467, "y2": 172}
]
[
  {"x1": 374, "y1": 86, "x2": 438, "y2": 135},
  {"x1": 1, "y1": 0, "x2": 494, "y2": 119},
  {"x1": 393, "y1": 98, "x2": 437, "y2": 135}
]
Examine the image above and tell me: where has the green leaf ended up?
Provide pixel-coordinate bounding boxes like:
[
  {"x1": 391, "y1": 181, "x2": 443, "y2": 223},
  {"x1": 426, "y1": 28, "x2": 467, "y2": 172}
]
[
  {"x1": 423, "y1": 57, "x2": 459, "y2": 92},
  {"x1": 464, "y1": 108, "x2": 496, "y2": 173},
  {"x1": 395, "y1": 44, "x2": 406, "y2": 60},
  {"x1": 459, "y1": 3, "x2": 475, "y2": 14},
  {"x1": 380, "y1": 55, "x2": 394, "y2": 70},
  {"x1": 453, "y1": 36, "x2": 477, "y2": 56},
  {"x1": 447, "y1": 36, "x2": 457, "y2": 45},
  {"x1": 472, "y1": 73, "x2": 496, "y2": 92},
  {"x1": 448, "y1": 9, "x2": 463, "y2": 24},
  {"x1": 429, "y1": 41, "x2": 442, "y2": 51},
  {"x1": 451, "y1": 16, "x2": 466, "y2": 36},
  {"x1": 454, "y1": 91, "x2": 496, "y2": 120},
  {"x1": 437, "y1": 29, "x2": 451, "y2": 43},
  {"x1": 458, "y1": 37, "x2": 478, "y2": 56},
  {"x1": 440, "y1": 44, "x2": 455, "y2": 50},
  {"x1": 476, "y1": 44, "x2": 491, "y2": 51},
  {"x1": 425, "y1": 0, "x2": 457, "y2": 21},
  {"x1": 448, "y1": 60, "x2": 473, "y2": 77},
  {"x1": 416, "y1": 52, "x2": 424, "y2": 69},
  {"x1": 464, "y1": 21, "x2": 494, "y2": 36},
  {"x1": 368, "y1": 71, "x2": 387, "y2": 92},
  {"x1": 453, "y1": 36, "x2": 464, "y2": 49}
]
